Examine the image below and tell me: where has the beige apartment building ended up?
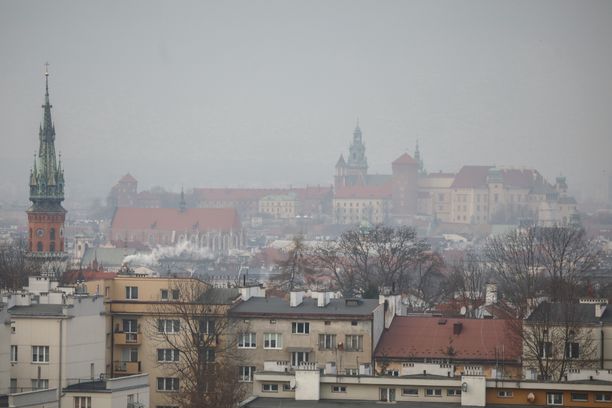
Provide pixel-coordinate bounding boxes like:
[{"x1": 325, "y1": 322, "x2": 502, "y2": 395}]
[
  {"x1": 229, "y1": 291, "x2": 385, "y2": 395},
  {"x1": 259, "y1": 193, "x2": 298, "y2": 219},
  {"x1": 333, "y1": 185, "x2": 392, "y2": 225},
  {"x1": 84, "y1": 273, "x2": 242, "y2": 408}
]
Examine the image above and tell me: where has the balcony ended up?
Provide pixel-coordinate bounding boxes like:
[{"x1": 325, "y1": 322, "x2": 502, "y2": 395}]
[
  {"x1": 113, "y1": 360, "x2": 142, "y2": 375},
  {"x1": 114, "y1": 332, "x2": 141, "y2": 345}
]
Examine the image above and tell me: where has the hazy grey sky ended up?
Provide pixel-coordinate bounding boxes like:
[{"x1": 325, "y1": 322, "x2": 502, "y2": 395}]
[{"x1": 1, "y1": 0, "x2": 611, "y2": 204}]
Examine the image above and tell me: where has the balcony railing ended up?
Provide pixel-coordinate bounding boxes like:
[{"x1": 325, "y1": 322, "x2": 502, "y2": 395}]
[
  {"x1": 114, "y1": 332, "x2": 141, "y2": 345},
  {"x1": 113, "y1": 361, "x2": 141, "y2": 375}
]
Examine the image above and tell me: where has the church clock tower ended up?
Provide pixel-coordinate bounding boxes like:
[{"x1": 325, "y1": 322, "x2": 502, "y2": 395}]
[{"x1": 26, "y1": 67, "x2": 68, "y2": 277}]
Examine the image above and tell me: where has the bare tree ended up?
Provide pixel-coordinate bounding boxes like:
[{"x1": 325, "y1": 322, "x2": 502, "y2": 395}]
[
  {"x1": 411, "y1": 251, "x2": 445, "y2": 308},
  {"x1": 441, "y1": 252, "x2": 488, "y2": 315},
  {"x1": 273, "y1": 235, "x2": 314, "y2": 291},
  {"x1": 522, "y1": 302, "x2": 598, "y2": 382},
  {"x1": 146, "y1": 278, "x2": 247, "y2": 408},
  {"x1": 0, "y1": 240, "x2": 36, "y2": 290}
]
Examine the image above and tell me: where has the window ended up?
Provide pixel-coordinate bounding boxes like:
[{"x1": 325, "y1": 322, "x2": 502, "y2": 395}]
[
  {"x1": 199, "y1": 319, "x2": 215, "y2": 334},
  {"x1": 239, "y1": 366, "x2": 255, "y2": 382},
  {"x1": 10, "y1": 378, "x2": 16, "y2": 393},
  {"x1": 379, "y1": 388, "x2": 396, "y2": 402},
  {"x1": 402, "y1": 388, "x2": 418, "y2": 396},
  {"x1": 125, "y1": 286, "x2": 138, "y2": 299},
  {"x1": 201, "y1": 348, "x2": 215, "y2": 363},
  {"x1": 565, "y1": 342, "x2": 579, "y2": 359},
  {"x1": 332, "y1": 385, "x2": 346, "y2": 393},
  {"x1": 282, "y1": 383, "x2": 292, "y2": 391},
  {"x1": 158, "y1": 319, "x2": 180, "y2": 334},
  {"x1": 269, "y1": 319, "x2": 276, "y2": 324},
  {"x1": 157, "y1": 349, "x2": 179, "y2": 362},
  {"x1": 447, "y1": 389, "x2": 462, "y2": 396},
  {"x1": 426, "y1": 388, "x2": 442, "y2": 397},
  {"x1": 32, "y1": 346, "x2": 49, "y2": 363},
  {"x1": 538, "y1": 341, "x2": 552, "y2": 358},
  {"x1": 351, "y1": 320, "x2": 358, "y2": 326},
  {"x1": 238, "y1": 332, "x2": 256, "y2": 348},
  {"x1": 122, "y1": 319, "x2": 138, "y2": 333},
  {"x1": 291, "y1": 351, "x2": 309, "y2": 367},
  {"x1": 10, "y1": 345, "x2": 17, "y2": 362},
  {"x1": 172, "y1": 289, "x2": 179, "y2": 300},
  {"x1": 161, "y1": 289, "x2": 168, "y2": 300},
  {"x1": 346, "y1": 368, "x2": 358, "y2": 376},
  {"x1": 319, "y1": 334, "x2": 336, "y2": 350},
  {"x1": 345, "y1": 335, "x2": 363, "y2": 351},
  {"x1": 73, "y1": 396, "x2": 91, "y2": 408},
  {"x1": 571, "y1": 393, "x2": 588, "y2": 402},
  {"x1": 157, "y1": 377, "x2": 179, "y2": 392},
  {"x1": 498, "y1": 390, "x2": 513, "y2": 398},
  {"x1": 324, "y1": 321, "x2": 331, "y2": 325},
  {"x1": 291, "y1": 322, "x2": 309, "y2": 334},
  {"x1": 547, "y1": 392, "x2": 563, "y2": 405},
  {"x1": 262, "y1": 383, "x2": 278, "y2": 392},
  {"x1": 31, "y1": 379, "x2": 48, "y2": 390},
  {"x1": 596, "y1": 393, "x2": 612, "y2": 402},
  {"x1": 264, "y1": 333, "x2": 282, "y2": 349}
]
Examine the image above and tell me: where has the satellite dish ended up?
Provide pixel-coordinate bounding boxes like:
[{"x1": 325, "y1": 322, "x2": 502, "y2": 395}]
[
  {"x1": 527, "y1": 392, "x2": 535, "y2": 402},
  {"x1": 290, "y1": 379, "x2": 296, "y2": 390}
]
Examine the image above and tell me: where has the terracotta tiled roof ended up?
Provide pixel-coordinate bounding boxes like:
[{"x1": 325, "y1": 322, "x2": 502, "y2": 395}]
[
  {"x1": 392, "y1": 153, "x2": 418, "y2": 165},
  {"x1": 293, "y1": 186, "x2": 333, "y2": 200},
  {"x1": 374, "y1": 316, "x2": 521, "y2": 362},
  {"x1": 194, "y1": 188, "x2": 284, "y2": 201},
  {"x1": 334, "y1": 183, "x2": 392, "y2": 199},
  {"x1": 450, "y1": 166, "x2": 492, "y2": 189},
  {"x1": 111, "y1": 207, "x2": 241, "y2": 231},
  {"x1": 119, "y1": 173, "x2": 137, "y2": 184}
]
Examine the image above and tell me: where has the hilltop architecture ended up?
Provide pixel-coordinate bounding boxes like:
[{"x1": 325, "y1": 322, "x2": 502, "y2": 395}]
[{"x1": 26, "y1": 68, "x2": 68, "y2": 276}]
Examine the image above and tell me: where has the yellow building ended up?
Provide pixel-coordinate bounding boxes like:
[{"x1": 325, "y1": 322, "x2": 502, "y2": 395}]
[
  {"x1": 85, "y1": 273, "x2": 242, "y2": 408},
  {"x1": 259, "y1": 193, "x2": 298, "y2": 219},
  {"x1": 333, "y1": 185, "x2": 392, "y2": 225}
]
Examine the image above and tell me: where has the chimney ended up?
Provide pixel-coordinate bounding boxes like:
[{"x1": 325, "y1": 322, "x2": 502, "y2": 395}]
[
  {"x1": 290, "y1": 291, "x2": 304, "y2": 307},
  {"x1": 453, "y1": 322, "x2": 463, "y2": 335},
  {"x1": 485, "y1": 283, "x2": 497, "y2": 306},
  {"x1": 596, "y1": 303, "x2": 607, "y2": 318},
  {"x1": 317, "y1": 292, "x2": 331, "y2": 307}
]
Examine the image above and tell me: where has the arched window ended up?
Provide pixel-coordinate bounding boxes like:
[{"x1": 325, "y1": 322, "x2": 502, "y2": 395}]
[
  {"x1": 50, "y1": 228, "x2": 55, "y2": 240},
  {"x1": 37, "y1": 242, "x2": 43, "y2": 252},
  {"x1": 49, "y1": 242, "x2": 55, "y2": 252}
]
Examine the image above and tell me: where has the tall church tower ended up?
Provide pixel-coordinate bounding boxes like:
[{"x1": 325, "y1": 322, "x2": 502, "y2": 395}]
[
  {"x1": 334, "y1": 122, "x2": 368, "y2": 189},
  {"x1": 26, "y1": 67, "x2": 68, "y2": 277}
]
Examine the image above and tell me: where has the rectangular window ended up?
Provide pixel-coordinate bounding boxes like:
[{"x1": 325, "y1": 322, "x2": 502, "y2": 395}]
[
  {"x1": 426, "y1": 388, "x2": 442, "y2": 397},
  {"x1": 10, "y1": 345, "x2": 17, "y2": 362},
  {"x1": 346, "y1": 368, "x2": 358, "y2": 376},
  {"x1": 32, "y1": 346, "x2": 49, "y2": 363},
  {"x1": 125, "y1": 286, "x2": 138, "y2": 299},
  {"x1": 172, "y1": 289, "x2": 180, "y2": 300},
  {"x1": 291, "y1": 351, "x2": 309, "y2": 367},
  {"x1": 565, "y1": 342, "x2": 579, "y2": 359},
  {"x1": 345, "y1": 335, "x2": 363, "y2": 352},
  {"x1": 379, "y1": 388, "x2": 396, "y2": 402},
  {"x1": 547, "y1": 392, "x2": 563, "y2": 405},
  {"x1": 498, "y1": 390, "x2": 513, "y2": 398},
  {"x1": 157, "y1": 377, "x2": 179, "y2": 392},
  {"x1": 73, "y1": 396, "x2": 91, "y2": 408},
  {"x1": 571, "y1": 392, "x2": 588, "y2": 402},
  {"x1": 264, "y1": 333, "x2": 282, "y2": 349},
  {"x1": 157, "y1": 348, "x2": 179, "y2": 362},
  {"x1": 31, "y1": 379, "x2": 49, "y2": 390},
  {"x1": 596, "y1": 393, "x2": 612, "y2": 402},
  {"x1": 10, "y1": 378, "x2": 17, "y2": 394},
  {"x1": 262, "y1": 383, "x2": 278, "y2": 392},
  {"x1": 402, "y1": 388, "x2": 418, "y2": 396},
  {"x1": 161, "y1": 289, "x2": 168, "y2": 300},
  {"x1": 123, "y1": 319, "x2": 138, "y2": 333},
  {"x1": 282, "y1": 383, "x2": 292, "y2": 391},
  {"x1": 447, "y1": 389, "x2": 462, "y2": 396},
  {"x1": 319, "y1": 334, "x2": 336, "y2": 350},
  {"x1": 291, "y1": 322, "x2": 310, "y2": 334},
  {"x1": 331, "y1": 385, "x2": 346, "y2": 393},
  {"x1": 238, "y1": 332, "x2": 257, "y2": 348},
  {"x1": 538, "y1": 341, "x2": 553, "y2": 358},
  {"x1": 199, "y1": 319, "x2": 215, "y2": 334},
  {"x1": 158, "y1": 319, "x2": 180, "y2": 334},
  {"x1": 239, "y1": 366, "x2": 255, "y2": 382}
]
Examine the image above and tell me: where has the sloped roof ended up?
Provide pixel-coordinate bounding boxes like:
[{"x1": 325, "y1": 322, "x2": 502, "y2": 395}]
[
  {"x1": 194, "y1": 188, "x2": 283, "y2": 201},
  {"x1": 118, "y1": 173, "x2": 137, "y2": 184},
  {"x1": 450, "y1": 166, "x2": 492, "y2": 189},
  {"x1": 231, "y1": 297, "x2": 380, "y2": 318},
  {"x1": 81, "y1": 247, "x2": 138, "y2": 267},
  {"x1": 334, "y1": 184, "x2": 392, "y2": 199},
  {"x1": 111, "y1": 207, "x2": 241, "y2": 232},
  {"x1": 526, "y1": 302, "x2": 612, "y2": 324},
  {"x1": 374, "y1": 316, "x2": 521, "y2": 362},
  {"x1": 392, "y1": 153, "x2": 418, "y2": 165},
  {"x1": 450, "y1": 166, "x2": 550, "y2": 191}
]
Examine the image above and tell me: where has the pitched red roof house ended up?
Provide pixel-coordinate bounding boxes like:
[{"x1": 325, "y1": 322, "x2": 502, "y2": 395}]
[
  {"x1": 374, "y1": 316, "x2": 520, "y2": 363},
  {"x1": 111, "y1": 207, "x2": 241, "y2": 232}
]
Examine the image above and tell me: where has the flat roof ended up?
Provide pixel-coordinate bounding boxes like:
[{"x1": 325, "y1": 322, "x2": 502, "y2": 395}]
[
  {"x1": 9, "y1": 304, "x2": 65, "y2": 317},
  {"x1": 244, "y1": 398, "x2": 534, "y2": 408},
  {"x1": 231, "y1": 297, "x2": 380, "y2": 318}
]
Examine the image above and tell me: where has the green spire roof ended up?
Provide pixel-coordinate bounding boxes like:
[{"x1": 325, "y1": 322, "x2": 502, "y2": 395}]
[{"x1": 29, "y1": 67, "x2": 65, "y2": 212}]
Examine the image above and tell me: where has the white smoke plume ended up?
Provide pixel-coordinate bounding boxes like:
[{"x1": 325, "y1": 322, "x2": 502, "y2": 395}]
[{"x1": 122, "y1": 241, "x2": 215, "y2": 266}]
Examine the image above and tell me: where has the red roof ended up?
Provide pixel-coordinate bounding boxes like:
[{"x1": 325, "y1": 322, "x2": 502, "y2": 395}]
[
  {"x1": 194, "y1": 188, "x2": 284, "y2": 201},
  {"x1": 374, "y1": 316, "x2": 520, "y2": 362},
  {"x1": 392, "y1": 153, "x2": 418, "y2": 165},
  {"x1": 334, "y1": 184, "x2": 392, "y2": 199},
  {"x1": 292, "y1": 186, "x2": 333, "y2": 200},
  {"x1": 450, "y1": 166, "x2": 492, "y2": 189},
  {"x1": 111, "y1": 207, "x2": 241, "y2": 232},
  {"x1": 119, "y1": 173, "x2": 137, "y2": 184}
]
